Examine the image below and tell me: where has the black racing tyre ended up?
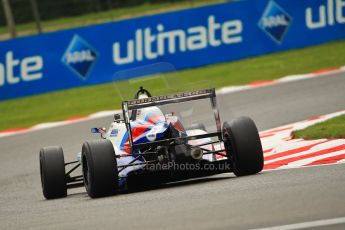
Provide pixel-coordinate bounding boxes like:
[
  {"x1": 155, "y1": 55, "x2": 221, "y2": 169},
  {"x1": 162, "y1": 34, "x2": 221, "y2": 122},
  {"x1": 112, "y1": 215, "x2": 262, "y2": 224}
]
[
  {"x1": 186, "y1": 123, "x2": 207, "y2": 132},
  {"x1": 223, "y1": 117, "x2": 263, "y2": 176},
  {"x1": 39, "y1": 146, "x2": 67, "y2": 199},
  {"x1": 82, "y1": 139, "x2": 118, "y2": 198}
]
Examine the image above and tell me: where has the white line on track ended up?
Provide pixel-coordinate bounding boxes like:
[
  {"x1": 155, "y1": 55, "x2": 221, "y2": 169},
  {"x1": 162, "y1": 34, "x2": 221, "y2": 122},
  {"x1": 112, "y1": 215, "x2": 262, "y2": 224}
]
[{"x1": 250, "y1": 217, "x2": 345, "y2": 230}]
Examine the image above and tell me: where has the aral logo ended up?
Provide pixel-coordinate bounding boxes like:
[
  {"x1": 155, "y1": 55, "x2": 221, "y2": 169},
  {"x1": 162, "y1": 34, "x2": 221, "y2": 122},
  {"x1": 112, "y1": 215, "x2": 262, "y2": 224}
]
[
  {"x1": 62, "y1": 35, "x2": 98, "y2": 79},
  {"x1": 258, "y1": 0, "x2": 292, "y2": 44}
]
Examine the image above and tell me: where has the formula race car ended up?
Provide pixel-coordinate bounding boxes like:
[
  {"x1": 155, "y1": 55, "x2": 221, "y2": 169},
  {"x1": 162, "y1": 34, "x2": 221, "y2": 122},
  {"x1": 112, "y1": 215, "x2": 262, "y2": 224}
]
[{"x1": 39, "y1": 87, "x2": 263, "y2": 199}]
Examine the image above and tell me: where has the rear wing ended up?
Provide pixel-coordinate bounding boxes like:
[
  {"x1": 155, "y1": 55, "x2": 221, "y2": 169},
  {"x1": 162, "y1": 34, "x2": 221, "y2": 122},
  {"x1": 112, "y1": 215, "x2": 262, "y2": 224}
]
[
  {"x1": 121, "y1": 88, "x2": 221, "y2": 152},
  {"x1": 125, "y1": 88, "x2": 215, "y2": 110}
]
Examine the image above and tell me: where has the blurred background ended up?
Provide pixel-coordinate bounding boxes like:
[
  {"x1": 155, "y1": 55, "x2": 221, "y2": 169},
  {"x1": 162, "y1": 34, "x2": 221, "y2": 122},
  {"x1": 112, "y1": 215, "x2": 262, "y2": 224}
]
[
  {"x1": 0, "y1": 0, "x2": 225, "y2": 40},
  {"x1": 0, "y1": 0, "x2": 344, "y2": 132}
]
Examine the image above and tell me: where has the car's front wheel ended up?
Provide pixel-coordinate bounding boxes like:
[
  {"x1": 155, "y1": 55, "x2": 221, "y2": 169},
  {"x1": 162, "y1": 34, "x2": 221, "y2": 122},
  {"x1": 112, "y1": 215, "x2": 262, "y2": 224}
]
[
  {"x1": 39, "y1": 146, "x2": 67, "y2": 199},
  {"x1": 82, "y1": 139, "x2": 118, "y2": 198},
  {"x1": 223, "y1": 116, "x2": 263, "y2": 176}
]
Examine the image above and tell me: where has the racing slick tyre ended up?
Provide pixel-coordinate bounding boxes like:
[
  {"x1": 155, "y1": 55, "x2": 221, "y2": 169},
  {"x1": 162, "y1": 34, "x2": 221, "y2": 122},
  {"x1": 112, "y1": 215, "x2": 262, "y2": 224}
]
[
  {"x1": 186, "y1": 123, "x2": 207, "y2": 132},
  {"x1": 222, "y1": 117, "x2": 263, "y2": 176},
  {"x1": 82, "y1": 139, "x2": 118, "y2": 198},
  {"x1": 39, "y1": 146, "x2": 67, "y2": 199}
]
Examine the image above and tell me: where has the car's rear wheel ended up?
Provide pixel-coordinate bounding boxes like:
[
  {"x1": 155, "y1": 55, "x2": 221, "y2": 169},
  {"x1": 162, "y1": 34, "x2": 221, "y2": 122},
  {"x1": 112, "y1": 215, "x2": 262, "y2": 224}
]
[
  {"x1": 39, "y1": 146, "x2": 67, "y2": 199},
  {"x1": 82, "y1": 139, "x2": 118, "y2": 198},
  {"x1": 223, "y1": 116, "x2": 263, "y2": 176}
]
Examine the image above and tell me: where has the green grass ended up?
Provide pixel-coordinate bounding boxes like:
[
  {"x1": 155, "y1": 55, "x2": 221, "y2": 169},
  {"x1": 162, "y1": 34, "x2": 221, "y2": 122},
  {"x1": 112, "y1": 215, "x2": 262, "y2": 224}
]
[
  {"x1": 293, "y1": 115, "x2": 345, "y2": 139},
  {"x1": 0, "y1": 39, "x2": 345, "y2": 131},
  {"x1": 0, "y1": 0, "x2": 225, "y2": 39}
]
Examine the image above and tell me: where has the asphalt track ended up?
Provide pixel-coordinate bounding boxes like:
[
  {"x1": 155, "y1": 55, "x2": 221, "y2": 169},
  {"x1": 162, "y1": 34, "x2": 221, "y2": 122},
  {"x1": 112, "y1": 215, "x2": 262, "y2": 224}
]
[{"x1": 0, "y1": 71, "x2": 345, "y2": 230}]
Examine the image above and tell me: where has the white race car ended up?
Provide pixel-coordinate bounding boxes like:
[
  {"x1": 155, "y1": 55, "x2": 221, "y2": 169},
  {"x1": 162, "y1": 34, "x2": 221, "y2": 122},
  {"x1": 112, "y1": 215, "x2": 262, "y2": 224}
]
[{"x1": 39, "y1": 87, "x2": 263, "y2": 199}]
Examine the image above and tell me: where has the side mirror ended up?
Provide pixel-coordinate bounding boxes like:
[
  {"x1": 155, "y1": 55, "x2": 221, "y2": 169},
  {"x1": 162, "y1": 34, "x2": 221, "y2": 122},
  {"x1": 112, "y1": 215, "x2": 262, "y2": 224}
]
[
  {"x1": 91, "y1": 127, "x2": 106, "y2": 134},
  {"x1": 114, "y1": 113, "x2": 121, "y2": 121}
]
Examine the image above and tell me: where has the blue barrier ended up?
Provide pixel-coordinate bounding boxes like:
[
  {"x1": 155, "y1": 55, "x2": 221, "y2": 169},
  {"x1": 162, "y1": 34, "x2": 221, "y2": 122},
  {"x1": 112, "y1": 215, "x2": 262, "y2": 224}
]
[{"x1": 0, "y1": 0, "x2": 345, "y2": 100}]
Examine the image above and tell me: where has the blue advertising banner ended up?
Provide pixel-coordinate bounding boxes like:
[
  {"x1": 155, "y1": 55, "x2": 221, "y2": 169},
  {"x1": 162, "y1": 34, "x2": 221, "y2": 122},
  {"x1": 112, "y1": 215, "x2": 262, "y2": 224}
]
[{"x1": 0, "y1": 0, "x2": 345, "y2": 100}]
